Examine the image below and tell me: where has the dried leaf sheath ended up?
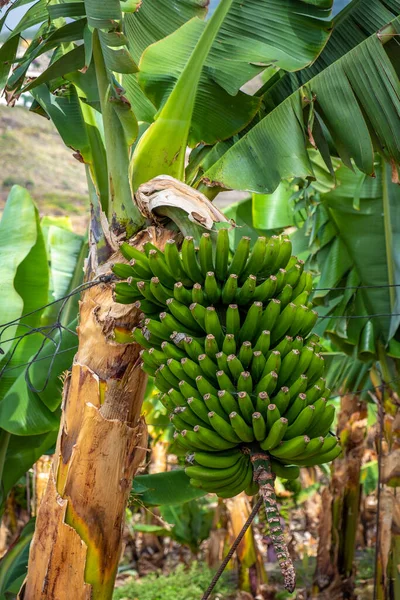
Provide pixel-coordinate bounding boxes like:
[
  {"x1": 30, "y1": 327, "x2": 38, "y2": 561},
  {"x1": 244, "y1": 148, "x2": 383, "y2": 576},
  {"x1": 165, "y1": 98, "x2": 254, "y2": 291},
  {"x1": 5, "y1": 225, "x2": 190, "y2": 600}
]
[{"x1": 19, "y1": 268, "x2": 148, "y2": 599}]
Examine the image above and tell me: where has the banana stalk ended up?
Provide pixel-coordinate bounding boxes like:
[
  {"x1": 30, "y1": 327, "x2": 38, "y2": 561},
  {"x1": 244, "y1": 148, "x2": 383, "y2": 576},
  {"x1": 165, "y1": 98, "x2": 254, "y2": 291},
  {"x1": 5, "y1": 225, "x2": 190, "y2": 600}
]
[
  {"x1": 250, "y1": 451, "x2": 296, "y2": 593},
  {"x1": 18, "y1": 229, "x2": 172, "y2": 599}
]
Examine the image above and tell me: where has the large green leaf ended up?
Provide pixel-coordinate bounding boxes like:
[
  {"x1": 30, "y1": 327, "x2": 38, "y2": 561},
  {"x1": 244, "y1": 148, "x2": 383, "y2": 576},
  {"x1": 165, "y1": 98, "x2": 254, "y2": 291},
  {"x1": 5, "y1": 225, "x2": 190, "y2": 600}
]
[
  {"x1": 252, "y1": 183, "x2": 295, "y2": 230},
  {"x1": 0, "y1": 519, "x2": 35, "y2": 597},
  {"x1": 204, "y1": 19, "x2": 400, "y2": 193},
  {"x1": 0, "y1": 187, "x2": 49, "y2": 382},
  {"x1": 264, "y1": 0, "x2": 400, "y2": 111},
  {"x1": 130, "y1": 0, "x2": 333, "y2": 188},
  {"x1": 1, "y1": 432, "x2": 57, "y2": 506},
  {"x1": 300, "y1": 160, "x2": 400, "y2": 358},
  {"x1": 132, "y1": 470, "x2": 206, "y2": 506},
  {"x1": 124, "y1": 0, "x2": 209, "y2": 64}
]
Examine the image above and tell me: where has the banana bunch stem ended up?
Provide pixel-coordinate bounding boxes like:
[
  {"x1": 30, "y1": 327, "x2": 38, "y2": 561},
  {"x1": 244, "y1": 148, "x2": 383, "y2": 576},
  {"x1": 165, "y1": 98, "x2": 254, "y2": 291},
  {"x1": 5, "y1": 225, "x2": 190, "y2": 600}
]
[{"x1": 251, "y1": 451, "x2": 296, "y2": 593}]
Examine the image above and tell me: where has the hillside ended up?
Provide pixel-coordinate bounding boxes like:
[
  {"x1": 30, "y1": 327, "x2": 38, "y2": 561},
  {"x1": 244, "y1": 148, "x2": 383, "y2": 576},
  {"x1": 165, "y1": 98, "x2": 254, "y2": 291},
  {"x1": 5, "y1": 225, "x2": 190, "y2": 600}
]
[{"x1": 0, "y1": 105, "x2": 89, "y2": 232}]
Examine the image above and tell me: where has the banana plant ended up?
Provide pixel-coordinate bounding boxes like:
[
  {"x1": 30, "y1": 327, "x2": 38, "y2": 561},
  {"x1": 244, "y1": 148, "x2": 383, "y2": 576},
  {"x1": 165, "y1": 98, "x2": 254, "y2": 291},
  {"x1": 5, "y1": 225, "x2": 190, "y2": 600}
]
[
  {"x1": 1, "y1": 0, "x2": 400, "y2": 597},
  {"x1": 0, "y1": 186, "x2": 85, "y2": 511}
]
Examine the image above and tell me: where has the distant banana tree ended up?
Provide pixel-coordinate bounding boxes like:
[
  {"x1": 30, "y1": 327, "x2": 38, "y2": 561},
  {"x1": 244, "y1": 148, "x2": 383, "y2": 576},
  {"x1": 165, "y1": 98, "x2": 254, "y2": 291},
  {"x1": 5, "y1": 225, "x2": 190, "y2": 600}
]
[{"x1": 1, "y1": 0, "x2": 400, "y2": 597}]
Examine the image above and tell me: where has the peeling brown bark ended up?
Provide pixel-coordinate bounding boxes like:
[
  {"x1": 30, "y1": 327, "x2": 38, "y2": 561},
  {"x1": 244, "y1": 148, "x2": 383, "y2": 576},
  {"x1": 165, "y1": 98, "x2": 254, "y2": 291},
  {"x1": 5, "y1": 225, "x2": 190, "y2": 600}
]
[
  {"x1": 19, "y1": 226, "x2": 172, "y2": 600},
  {"x1": 313, "y1": 394, "x2": 367, "y2": 599}
]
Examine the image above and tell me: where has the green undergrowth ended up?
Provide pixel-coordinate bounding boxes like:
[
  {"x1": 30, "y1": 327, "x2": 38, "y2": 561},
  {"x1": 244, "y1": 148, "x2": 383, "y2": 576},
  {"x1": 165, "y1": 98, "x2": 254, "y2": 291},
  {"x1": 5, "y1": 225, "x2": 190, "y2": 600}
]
[{"x1": 113, "y1": 562, "x2": 235, "y2": 600}]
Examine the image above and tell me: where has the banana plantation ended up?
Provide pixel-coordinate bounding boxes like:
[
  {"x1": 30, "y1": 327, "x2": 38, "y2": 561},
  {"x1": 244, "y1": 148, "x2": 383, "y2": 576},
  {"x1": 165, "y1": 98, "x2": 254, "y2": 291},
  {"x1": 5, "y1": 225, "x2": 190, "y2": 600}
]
[{"x1": 0, "y1": 0, "x2": 399, "y2": 598}]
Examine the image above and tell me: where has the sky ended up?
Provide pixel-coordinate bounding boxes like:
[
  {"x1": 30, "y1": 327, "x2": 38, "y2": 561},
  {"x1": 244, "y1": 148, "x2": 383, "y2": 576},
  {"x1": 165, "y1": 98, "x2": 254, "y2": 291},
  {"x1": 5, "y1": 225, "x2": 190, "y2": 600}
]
[{"x1": 1, "y1": 0, "x2": 352, "y2": 28}]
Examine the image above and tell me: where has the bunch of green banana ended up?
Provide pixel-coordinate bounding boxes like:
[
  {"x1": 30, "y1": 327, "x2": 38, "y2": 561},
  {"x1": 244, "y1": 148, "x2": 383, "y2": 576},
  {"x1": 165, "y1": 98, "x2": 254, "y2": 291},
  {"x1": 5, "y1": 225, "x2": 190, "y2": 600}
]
[{"x1": 113, "y1": 231, "x2": 341, "y2": 498}]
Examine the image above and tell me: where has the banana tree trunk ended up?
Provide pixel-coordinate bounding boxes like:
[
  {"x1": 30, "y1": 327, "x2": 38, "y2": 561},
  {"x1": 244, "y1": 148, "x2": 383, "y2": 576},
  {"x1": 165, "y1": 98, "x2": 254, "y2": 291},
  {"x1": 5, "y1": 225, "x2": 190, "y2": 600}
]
[
  {"x1": 18, "y1": 229, "x2": 156, "y2": 599},
  {"x1": 313, "y1": 394, "x2": 367, "y2": 599}
]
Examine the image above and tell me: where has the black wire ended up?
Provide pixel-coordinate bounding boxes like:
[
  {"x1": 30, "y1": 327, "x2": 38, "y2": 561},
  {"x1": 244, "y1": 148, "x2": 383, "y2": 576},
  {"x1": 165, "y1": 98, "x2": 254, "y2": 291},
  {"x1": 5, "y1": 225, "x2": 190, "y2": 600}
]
[
  {"x1": 313, "y1": 283, "x2": 400, "y2": 292},
  {"x1": 318, "y1": 312, "x2": 400, "y2": 320},
  {"x1": 1, "y1": 346, "x2": 79, "y2": 375}
]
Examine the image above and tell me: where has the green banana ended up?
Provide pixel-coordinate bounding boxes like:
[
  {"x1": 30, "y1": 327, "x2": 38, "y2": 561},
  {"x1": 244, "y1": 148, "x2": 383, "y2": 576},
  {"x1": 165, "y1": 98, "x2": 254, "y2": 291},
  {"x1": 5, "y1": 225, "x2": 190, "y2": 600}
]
[
  {"x1": 168, "y1": 388, "x2": 186, "y2": 407},
  {"x1": 217, "y1": 462, "x2": 254, "y2": 498},
  {"x1": 167, "y1": 358, "x2": 192, "y2": 384},
  {"x1": 252, "y1": 412, "x2": 267, "y2": 441},
  {"x1": 275, "y1": 269, "x2": 287, "y2": 294},
  {"x1": 277, "y1": 349, "x2": 300, "y2": 387},
  {"x1": 299, "y1": 308, "x2": 318, "y2": 337},
  {"x1": 237, "y1": 371, "x2": 253, "y2": 395},
  {"x1": 189, "y1": 302, "x2": 206, "y2": 330},
  {"x1": 179, "y1": 379, "x2": 202, "y2": 401},
  {"x1": 192, "y1": 283, "x2": 206, "y2": 305},
  {"x1": 194, "y1": 424, "x2": 238, "y2": 450},
  {"x1": 239, "y1": 301, "x2": 263, "y2": 344},
  {"x1": 148, "y1": 249, "x2": 176, "y2": 287},
  {"x1": 161, "y1": 341, "x2": 186, "y2": 361},
  {"x1": 208, "y1": 411, "x2": 241, "y2": 443},
  {"x1": 288, "y1": 374, "x2": 308, "y2": 400},
  {"x1": 226, "y1": 304, "x2": 241, "y2": 336},
  {"x1": 237, "y1": 391, "x2": 255, "y2": 424},
  {"x1": 238, "y1": 341, "x2": 253, "y2": 369},
  {"x1": 215, "y1": 228, "x2": 230, "y2": 281},
  {"x1": 270, "y1": 435, "x2": 310, "y2": 459},
  {"x1": 164, "y1": 240, "x2": 192, "y2": 286},
  {"x1": 294, "y1": 443, "x2": 342, "y2": 466},
  {"x1": 135, "y1": 299, "x2": 161, "y2": 316},
  {"x1": 283, "y1": 405, "x2": 315, "y2": 439},
  {"x1": 236, "y1": 275, "x2": 257, "y2": 305},
  {"x1": 255, "y1": 370, "x2": 279, "y2": 396},
  {"x1": 181, "y1": 429, "x2": 215, "y2": 451},
  {"x1": 275, "y1": 336, "x2": 293, "y2": 358},
  {"x1": 253, "y1": 330, "x2": 271, "y2": 355},
  {"x1": 277, "y1": 284, "x2": 293, "y2": 308},
  {"x1": 158, "y1": 363, "x2": 180, "y2": 388},
  {"x1": 198, "y1": 233, "x2": 214, "y2": 276},
  {"x1": 294, "y1": 436, "x2": 324, "y2": 460},
  {"x1": 216, "y1": 351, "x2": 229, "y2": 373},
  {"x1": 260, "y1": 298, "x2": 281, "y2": 331},
  {"x1": 262, "y1": 350, "x2": 281, "y2": 378},
  {"x1": 196, "y1": 375, "x2": 218, "y2": 397},
  {"x1": 228, "y1": 236, "x2": 251, "y2": 277},
  {"x1": 181, "y1": 236, "x2": 203, "y2": 283},
  {"x1": 306, "y1": 352, "x2": 325, "y2": 386},
  {"x1": 251, "y1": 351, "x2": 266, "y2": 382},
  {"x1": 185, "y1": 460, "x2": 243, "y2": 482},
  {"x1": 266, "y1": 403, "x2": 281, "y2": 429},
  {"x1": 222, "y1": 274, "x2": 239, "y2": 304},
  {"x1": 306, "y1": 403, "x2": 335, "y2": 438},
  {"x1": 229, "y1": 411, "x2": 255, "y2": 442},
  {"x1": 167, "y1": 298, "x2": 203, "y2": 332},
  {"x1": 222, "y1": 333, "x2": 237, "y2": 356},
  {"x1": 255, "y1": 391, "x2": 270, "y2": 419},
  {"x1": 270, "y1": 460, "x2": 300, "y2": 480},
  {"x1": 198, "y1": 353, "x2": 218, "y2": 383},
  {"x1": 181, "y1": 356, "x2": 202, "y2": 381},
  {"x1": 244, "y1": 479, "x2": 260, "y2": 496},
  {"x1": 120, "y1": 242, "x2": 150, "y2": 265},
  {"x1": 260, "y1": 417, "x2": 288, "y2": 451},
  {"x1": 203, "y1": 393, "x2": 229, "y2": 420},
  {"x1": 204, "y1": 307, "x2": 224, "y2": 346},
  {"x1": 171, "y1": 412, "x2": 191, "y2": 431},
  {"x1": 272, "y1": 237, "x2": 292, "y2": 271},
  {"x1": 187, "y1": 397, "x2": 210, "y2": 424},
  {"x1": 205, "y1": 271, "x2": 221, "y2": 304},
  {"x1": 260, "y1": 235, "x2": 280, "y2": 275},
  {"x1": 285, "y1": 263, "x2": 302, "y2": 289},
  {"x1": 240, "y1": 236, "x2": 267, "y2": 282},
  {"x1": 227, "y1": 354, "x2": 244, "y2": 381},
  {"x1": 173, "y1": 281, "x2": 192, "y2": 305},
  {"x1": 216, "y1": 370, "x2": 235, "y2": 392},
  {"x1": 191, "y1": 449, "x2": 242, "y2": 469},
  {"x1": 273, "y1": 386, "x2": 291, "y2": 414},
  {"x1": 270, "y1": 302, "x2": 297, "y2": 344},
  {"x1": 175, "y1": 405, "x2": 204, "y2": 428},
  {"x1": 127, "y1": 258, "x2": 153, "y2": 280},
  {"x1": 304, "y1": 383, "x2": 323, "y2": 404},
  {"x1": 149, "y1": 277, "x2": 171, "y2": 304},
  {"x1": 205, "y1": 334, "x2": 219, "y2": 360},
  {"x1": 137, "y1": 281, "x2": 163, "y2": 307},
  {"x1": 218, "y1": 390, "x2": 238, "y2": 415},
  {"x1": 253, "y1": 275, "x2": 277, "y2": 302},
  {"x1": 285, "y1": 393, "x2": 307, "y2": 422},
  {"x1": 184, "y1": 336, "x2": 204, "y2": 362},
  {"x1": 289, "y1": 345, "x2": 314, "y2": 383}
]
